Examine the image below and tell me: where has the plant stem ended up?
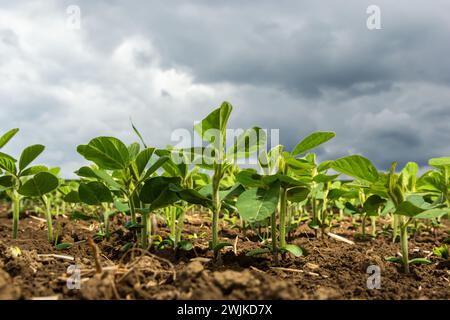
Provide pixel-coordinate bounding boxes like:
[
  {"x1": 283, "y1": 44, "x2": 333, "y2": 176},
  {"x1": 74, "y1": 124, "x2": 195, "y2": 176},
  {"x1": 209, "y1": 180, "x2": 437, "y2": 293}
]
[
  {"x1": 141, "y1": 213, "x2": 149, "y2": 248},
  {"x1": 371, "y1": 216, "x2": 377, "y2": 237},
  {"x1": 211, "y1": 164, "x2": 222, "y2": 252},
  {"x1": 361, "y1": 214, "x2": 367, "y2": 239},
  {"x1": 392, "y1": 214, "x2": 399, "y2": 243},
  {"x1": 175, "y1": 208, "x2": 186, "y2": 247},
  {"x1": 42, "y1": 196, "x2": 53, "y2": 243},
  {"x1": 400, "y1": 217, "x2": 410, "y2": 274},
  {"x1": 279, "y1": 187, "x2": 287, "y2": 248},
  {"x1": 271, "y1": 211, "x2": 278, "y2": 264},
  {"x1": 128, "y1": 196, "x2": 136, "y2": 224},
  {"x1": 171, "y1": 207, "x2": 177, "y2": 241},
  {"x1": 12, "y1": 193, "x2": 20, "y2": 239}
]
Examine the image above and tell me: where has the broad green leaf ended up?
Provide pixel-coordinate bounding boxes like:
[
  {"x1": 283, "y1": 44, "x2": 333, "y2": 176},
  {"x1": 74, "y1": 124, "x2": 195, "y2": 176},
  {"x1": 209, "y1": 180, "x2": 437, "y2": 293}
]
[
  {"x1": 176, "y1": 188, "x2": 212, "y2": 208},
  {"x1": 0, "y1": 175, "x2": 14, "y2": 188},
  {"x1": 287, "y1": 187, "x2": 310, "y2": 203},
  {"x1": 429, "y1": 157, "x2": 450, "y2": 168},
  {"x1": 0, "y1": 128, "x2": 19, "y2": 149},
  {"x1": 77, "y1": 137, "x2": 130, "y2": 170},
  {"x1": 292, "y1": 132, "x2": 335, "y2": 156},
  {"x1": 142, "y1": 156, "x2": 169, "y2": 180},
  {"x1": 75, "y1": 166, "x2": 98, "y2": 179},
  {"x1": 313, "y1": 174, "x2": 339, "y2": 183},
  {"x1": 20, "y1": 165, "x2": 48, "y2": 176},
  {"x1": 63, "y1": 190, "x2": 81, "y2": 203},
  {"x1": 194, "y1": 101, "x2": 232, "y2": 144},
  {"x1": 363, "y1": 195, "x2": 386, "y2": 214},
  {"x1": 19, "y1": 144, "x2": 45, "y2": 171},
  {"x1": 414, "y1": 208, "x2": 450, "y2": 219},
  {"x1": 394, "y1": 195, "x2": 433, "y2": 217},
  {"x1": 139, "y1": 176, "x2": 181, "y2": 209},
  {"x1": 0, "y1": 155, "x2": 17, "y2": 174},
  {"x1": 91, "y1": 168, "x2": 123, "y2": 191},
  {"x1": 135, "y1": 148, "x2": 155, "y2": 176},
  {"x1": 236, "y1": 181, "x2": 280, "y2": 222},
  {"x1": 236, "y1": 169, "x2": 266, "y2": 188},
  {"x1": 79, "y1": 181, "x2": 113, "y2": 205},
  {"x1": 127, "y1": 142, "x2": 141, "y2": 161},
  {"x1": 226, "y1": 127, "x2": 267, "y2": 160},
  {"x1": 331, "y1": 155, "x2": 379, "y2": 184},
  {"x1": 18, "y1": 172, "x2": 59, "y2": 197}
]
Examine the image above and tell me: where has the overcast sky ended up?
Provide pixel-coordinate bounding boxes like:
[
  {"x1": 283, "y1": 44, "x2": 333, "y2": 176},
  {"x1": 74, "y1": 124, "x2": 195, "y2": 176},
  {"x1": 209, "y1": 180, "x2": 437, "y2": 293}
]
[{"x1": 1, "y1": 1, "x2": 450, "y2": 177}]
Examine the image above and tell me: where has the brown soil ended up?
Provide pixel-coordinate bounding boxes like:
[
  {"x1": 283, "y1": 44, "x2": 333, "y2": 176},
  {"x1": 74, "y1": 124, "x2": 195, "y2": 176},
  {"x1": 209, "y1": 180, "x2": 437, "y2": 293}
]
[{"x1": 0, "y1": 206, "x2": 449, "y2": 300}]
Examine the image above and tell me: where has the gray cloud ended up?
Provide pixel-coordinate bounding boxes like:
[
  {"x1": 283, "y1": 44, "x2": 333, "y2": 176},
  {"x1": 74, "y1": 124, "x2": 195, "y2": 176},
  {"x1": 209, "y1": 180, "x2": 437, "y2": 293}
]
[{"x1": 0, "y1": 0, "x2": 450, "y2": 176}]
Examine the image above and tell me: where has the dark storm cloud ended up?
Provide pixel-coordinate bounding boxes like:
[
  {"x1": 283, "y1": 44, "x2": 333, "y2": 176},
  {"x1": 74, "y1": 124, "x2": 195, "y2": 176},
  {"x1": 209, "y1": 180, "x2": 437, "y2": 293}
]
[{"x1": 1, "y1": 0, "x2": 450, "y2": 176}]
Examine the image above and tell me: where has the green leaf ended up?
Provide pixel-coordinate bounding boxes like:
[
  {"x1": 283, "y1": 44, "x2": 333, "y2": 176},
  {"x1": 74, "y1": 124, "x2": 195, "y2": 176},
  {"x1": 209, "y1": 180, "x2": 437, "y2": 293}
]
[
  {"x1": 20, "y1": 165, "x2": 49, "y2": 176},
  {"x1": 131, "y1": 120, "x2": 148, "y2": 148},
  {"x1": 114, "y1": 200, "x2": 129, "y2": 213},
  {"x1": 287, "y1": 187, "x2": 310, "y2": 203},
  {"x1": 0, "y1": 175, "x2": 14, "y2": 188},
  {"x1": 236, "y1": 181, "x2": 280, "y2": 223},
  {"x1": 292, "y1": 132, "x2": 335, "y2": 157},
  {"x1": 176, "y1": 188, "x2": 212, "y2": 208},
  {"x1": 429, "y1": 157, "x2": 450, "y2": 169},
  {"x1": 409, "y1": 258, "x2": 432, "y2": 265},
  {"x1": 212, "y1": 242, "x2": 233, "y2": 252},
  {"x1": 178, "y1": 240, "x2": 193, "y2": 251},
  {"x1": 246, "y1": 248, "x2": 271, "y2": 257},
  {"x1": 0, "y1": 128, "x2": 19, "y2": 149},
  {"x1": 142, "y1": 156, "x2": 169, "y2": 180},
  {"x1": 414, "y1": 208, "x2": 450, "y2": 219},
  {"x1": 91, "y1": 168, "x2": 123, "y2": 191},
  {"x1": 236, "y1": 169, "x2": 266, "y2": 188},
  {"x1": 282, "y1": 244, "x2": 303, "y2": 257},
  {"x1": 55, "y1": 243, "x2": 73, "y2": 250},
  {"x1": 385, "y1": 256, "x2": 402, "y2": 263},
  {"x1": 363, "y1": 195, "x2": 386, "y2": 215},
  {"x1": 226, "y1": 127, "x2": 267, "y2": 160},
  {"x1": 127, "y1": 142, "x2": 140, "y2": 161},
  {"x1": 194, "y1": 101, "x2": 232, "y2": 144},
  {"x1": 19, "y1": 144, "x2": 45, "y2": 171},
  {"x1": 139, "y1": 177, "x2": 181, "y2": 210},
  {"x1": 77, "y1": 137, "x2": 130, "y2": 170},
  {"x1": 18, "y1": 172, "x2": 59, "y2": 197},
  {"x1": 313, "y1": 174, "x2": 339, "y2": 183},
  {"x1": 63, "y1": 190, "x2": 80, "y2": 203},
  {"x1": 0, "y1": 155, "x2": 17, "y2": 175},
  {"x1": 78, "y1": 181, "x2": 113, "y2": 205},
  {"x1": 331, "y1": 155, "x2": 379, "y2": 184},
  {"x1": 135, "y1": 148, "x2": 155, "y2": 176}
]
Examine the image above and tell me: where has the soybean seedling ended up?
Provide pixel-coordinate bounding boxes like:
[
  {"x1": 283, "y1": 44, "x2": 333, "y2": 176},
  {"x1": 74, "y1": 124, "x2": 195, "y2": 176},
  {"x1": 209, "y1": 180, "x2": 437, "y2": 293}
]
[{"x1": 0, "y1": 129, "x2": 58, "y2": 241}]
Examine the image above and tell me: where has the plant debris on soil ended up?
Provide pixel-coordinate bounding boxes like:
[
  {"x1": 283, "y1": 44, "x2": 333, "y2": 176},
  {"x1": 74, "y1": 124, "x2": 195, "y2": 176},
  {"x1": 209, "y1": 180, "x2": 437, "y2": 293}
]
[{"x1": 1, "y1": 209, "x2": 449, "y2": 300}]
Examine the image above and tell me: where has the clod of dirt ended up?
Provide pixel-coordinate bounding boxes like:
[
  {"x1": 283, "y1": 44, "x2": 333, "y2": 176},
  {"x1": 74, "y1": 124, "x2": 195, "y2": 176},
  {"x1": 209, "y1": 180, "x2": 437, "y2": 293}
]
[
  {"x1": 313, "y1": 286, "x2": 341, "y2": 300},
  {"x1": 81, "y1": 272, "x2": 116, "y2": 300},
  {"x1": 0, "y1": 269, "x2": 20, "y2": 299},
  {"x1": 185, "y1": 261, "x2": 204, "y2": 276}
]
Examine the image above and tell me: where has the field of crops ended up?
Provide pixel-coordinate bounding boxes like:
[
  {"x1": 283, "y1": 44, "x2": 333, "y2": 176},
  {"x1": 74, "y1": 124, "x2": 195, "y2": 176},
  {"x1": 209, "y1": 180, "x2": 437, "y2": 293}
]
[{"x1": 0, "y1": 101, "x2": 449, "y2": 300}]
